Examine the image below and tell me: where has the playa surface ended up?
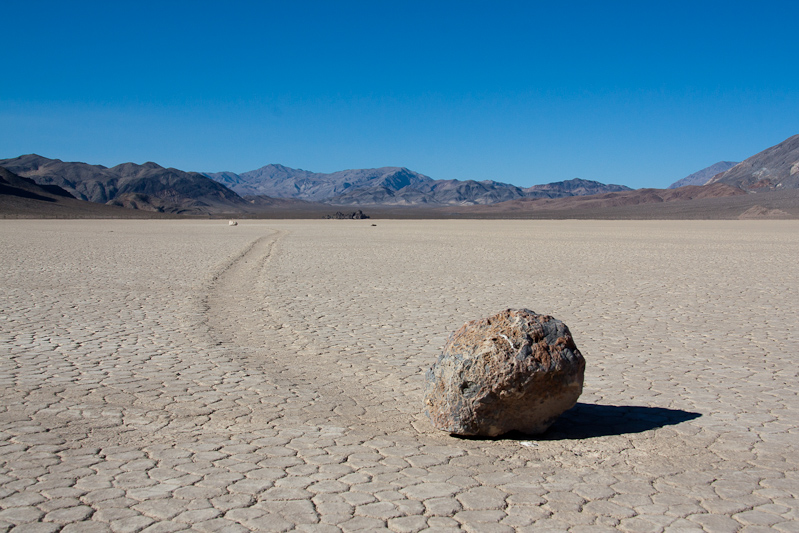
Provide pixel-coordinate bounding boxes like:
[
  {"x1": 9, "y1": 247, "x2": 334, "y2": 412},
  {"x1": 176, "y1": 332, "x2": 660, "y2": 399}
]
[{"x1": 1, "y1": 219, "x2": 797, "y2": 532}]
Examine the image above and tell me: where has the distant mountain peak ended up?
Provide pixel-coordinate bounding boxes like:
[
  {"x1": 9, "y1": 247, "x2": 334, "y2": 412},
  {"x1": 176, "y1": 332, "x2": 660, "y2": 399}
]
[{"x1": 209, "y1": 164, "x2": 433, "y2": 202}]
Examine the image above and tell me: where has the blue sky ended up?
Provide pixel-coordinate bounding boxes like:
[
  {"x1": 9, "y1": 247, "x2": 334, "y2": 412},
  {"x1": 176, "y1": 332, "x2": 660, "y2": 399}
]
[{"x1": 2, "y1": 1, "x2": 797, "y2": 189}]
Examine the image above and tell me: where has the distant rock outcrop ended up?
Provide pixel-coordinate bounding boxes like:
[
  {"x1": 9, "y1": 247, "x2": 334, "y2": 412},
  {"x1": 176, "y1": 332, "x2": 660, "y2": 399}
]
[
  {"x1": 738, "y1": 205, "x2": 793, "y2": 219},
  {"x1": 706, "y1": 135, "x2": 799, "y2": 191},
  {"x1": 324, "y1": 210, "x2": 370, "y2": 219},
  {"x1": 668, "y1": 161, "x2": 739, "y2": 189},
  {"x1": 424, "y1": 309, "x2": 585, "y2": 437}
]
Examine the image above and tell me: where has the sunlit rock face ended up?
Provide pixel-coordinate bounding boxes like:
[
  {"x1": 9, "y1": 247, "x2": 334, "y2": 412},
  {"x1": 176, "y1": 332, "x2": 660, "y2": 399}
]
[{"x1": 424, "y1": 309, "x2": 585, "y2": 437}]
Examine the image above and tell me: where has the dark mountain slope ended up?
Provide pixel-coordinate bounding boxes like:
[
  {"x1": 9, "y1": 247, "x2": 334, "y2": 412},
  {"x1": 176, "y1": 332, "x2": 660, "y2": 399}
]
[
  {"x1": 0, "y1": 154, "x2": 116, "y2": 201},
  {"x1": 1, "y1": 166, "x2": 70, "y2": 202},
  {"x1": 0, "y1": 166, "x2": 75, "y2": 201},
  {"x1": 0, "y1": 166, "x2": 172, "y2": 218},
  {"x1": 0, "y1": 155, "x2": 248, "y2": 215},
  {"x1": 707, "y1": 135, "x2": 799, "y2": 191}
]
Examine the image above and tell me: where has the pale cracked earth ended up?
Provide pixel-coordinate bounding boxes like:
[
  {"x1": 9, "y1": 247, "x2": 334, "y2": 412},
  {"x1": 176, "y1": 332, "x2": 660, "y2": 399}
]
[{"x1": 1, "y1": 219, "x2": 798, "y2": 533}]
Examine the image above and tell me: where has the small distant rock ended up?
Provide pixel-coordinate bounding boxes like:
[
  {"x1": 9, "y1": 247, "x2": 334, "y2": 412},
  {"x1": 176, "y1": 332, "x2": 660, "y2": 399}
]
[
  {"x1": 738, "y1": 205, "x2": 792, "y2": 219},
  {"x1": 424, "y1": 309, "x2": 585, "y2": 437},
  {"x1": 324, "y1": 210, "x2": 370, "y2": 219},
  {"x1": 228, "y1": 220, "x2": 238, "y2": 226}
]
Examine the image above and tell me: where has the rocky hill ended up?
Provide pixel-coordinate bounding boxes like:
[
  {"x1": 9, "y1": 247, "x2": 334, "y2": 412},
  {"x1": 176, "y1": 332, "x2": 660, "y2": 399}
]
[
  {"x1": 0, "y1": 166, "x2": 170, "y2": 218},
  {"x1": 668, "y1": 161, "x2": 739, "y2": 189},
  {"x1": 0, "y1": 154, "x2": 248, "y2": 215},
  {"x1": 524, "y1": 178, "x2": 631, "y2": 197},
  {"x1": 706, "y1": 134, "x2": 799, "y2": 191}
]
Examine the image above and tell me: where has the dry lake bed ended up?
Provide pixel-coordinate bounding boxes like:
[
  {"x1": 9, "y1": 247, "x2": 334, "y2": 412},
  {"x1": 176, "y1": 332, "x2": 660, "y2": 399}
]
[{"x1": 1, "y1": 219, "x2": 798, "y2": 532}]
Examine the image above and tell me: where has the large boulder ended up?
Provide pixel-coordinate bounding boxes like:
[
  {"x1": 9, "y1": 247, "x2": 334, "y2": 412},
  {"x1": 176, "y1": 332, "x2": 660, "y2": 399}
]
[{"x1": 424, "y1": 309, "x2": 585, "y2": 437}]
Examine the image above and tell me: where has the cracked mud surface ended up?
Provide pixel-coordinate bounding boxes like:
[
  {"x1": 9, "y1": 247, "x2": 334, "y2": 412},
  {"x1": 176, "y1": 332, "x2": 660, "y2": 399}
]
[{"x1": 1, "y1": 219, "x2": 798, "y2": 532}]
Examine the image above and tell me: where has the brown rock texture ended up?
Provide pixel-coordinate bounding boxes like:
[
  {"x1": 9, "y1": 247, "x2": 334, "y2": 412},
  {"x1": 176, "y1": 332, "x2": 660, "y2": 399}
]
[
  {"x1": 424, "y1": 309, "x2": 585, "y2": 437},
  {"x1": 738, "y1": 205, "x2": 792, "y2": 219}
]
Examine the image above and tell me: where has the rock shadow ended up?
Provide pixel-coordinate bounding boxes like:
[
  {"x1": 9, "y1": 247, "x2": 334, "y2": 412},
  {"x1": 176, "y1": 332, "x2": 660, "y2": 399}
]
[
  {"x1": 455, "y1": 403, "x2": 701, "y2": 441},
  {"x1": 540, "y1": 403, "x2": 701, "y2": 440}
]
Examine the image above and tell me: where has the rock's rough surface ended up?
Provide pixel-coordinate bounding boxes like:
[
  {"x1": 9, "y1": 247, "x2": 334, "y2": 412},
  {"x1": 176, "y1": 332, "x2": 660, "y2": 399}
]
[{"x1": 424, "y1": 309, "x2": 585, "y2": 437}]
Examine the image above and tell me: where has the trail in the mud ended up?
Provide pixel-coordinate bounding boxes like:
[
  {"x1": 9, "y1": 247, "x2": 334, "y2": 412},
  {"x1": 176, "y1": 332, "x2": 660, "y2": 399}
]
[{"x1": 202, "y1": 229, "x2": 425, "y2": 437}]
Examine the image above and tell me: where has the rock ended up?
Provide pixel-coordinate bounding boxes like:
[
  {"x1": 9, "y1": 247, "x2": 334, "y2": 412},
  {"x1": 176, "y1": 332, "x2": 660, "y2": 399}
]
[
  {"x1": 738, "y1": 205, "x2": 792, "y2": 219},
  {"x1": 424, "y1": 309, "x2": 585, "y2": 437},
  {"x1": 323, "y1": 210, "x2": 370, "y2": 219}
]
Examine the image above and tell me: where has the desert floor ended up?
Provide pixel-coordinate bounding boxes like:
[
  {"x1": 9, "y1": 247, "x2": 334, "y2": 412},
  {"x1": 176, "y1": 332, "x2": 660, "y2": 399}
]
[{"x1": 1, "y1": 219, "x2": 797, "y2": 532}]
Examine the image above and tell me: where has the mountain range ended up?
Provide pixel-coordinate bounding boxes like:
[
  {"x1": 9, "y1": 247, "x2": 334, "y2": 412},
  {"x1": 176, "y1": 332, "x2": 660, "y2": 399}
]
[
  {"x1": 0, "y1": 154, "x2": 634, "y2": 211},
  {"x1": 427, "y1": 134, "x2": 799, "y2": 219},
  {"x1": 2, "y1": 134, "x2": 798, "y2": 218},
  {"x1": 204, "y1": 165, "x2": 632, "y2": 206},
  {"x1": 205, "y1": 165, "x2": 431, "y2": 201}
]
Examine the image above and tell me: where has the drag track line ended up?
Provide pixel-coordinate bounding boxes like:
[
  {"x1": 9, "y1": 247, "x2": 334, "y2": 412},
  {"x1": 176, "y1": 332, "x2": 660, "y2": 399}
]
[{"x1": 201, "y1": 228, "x2": 423, "y2": 437}]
